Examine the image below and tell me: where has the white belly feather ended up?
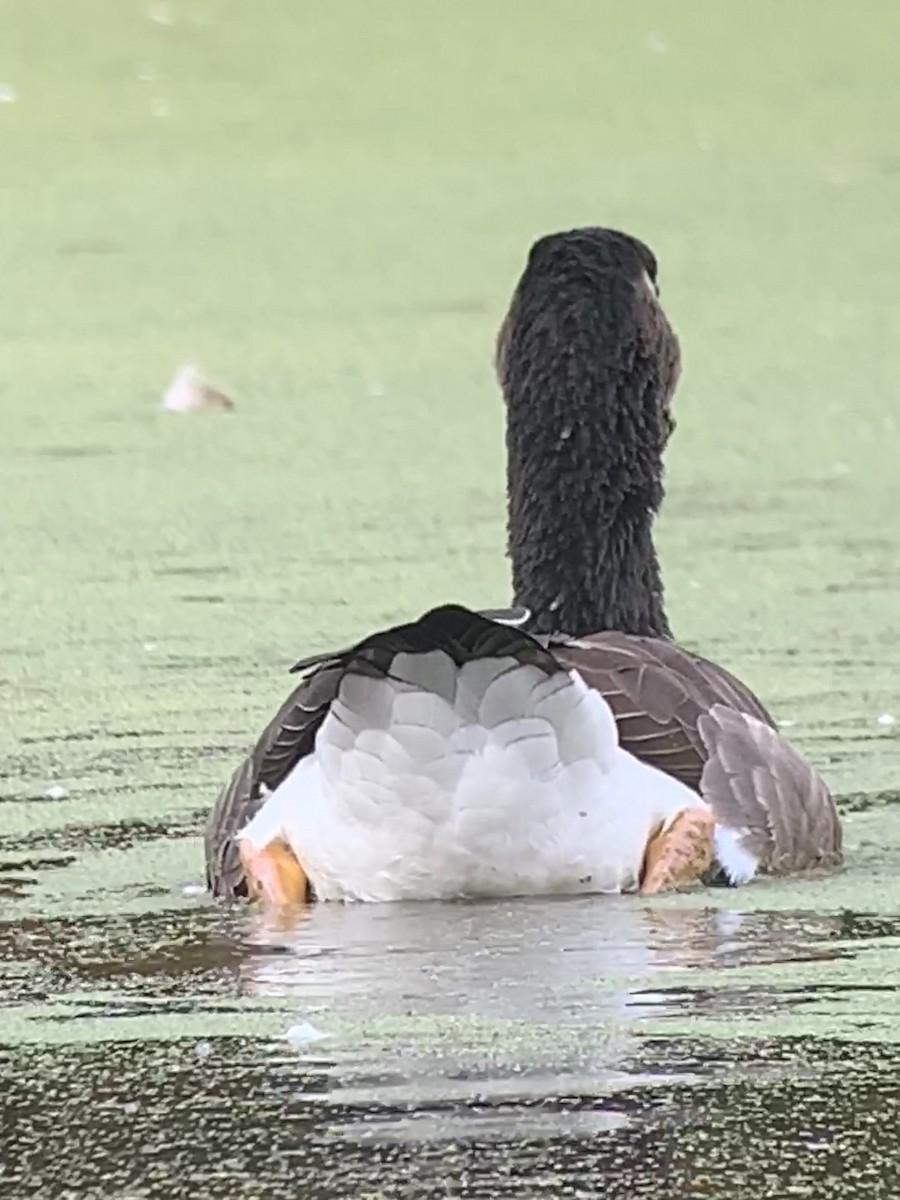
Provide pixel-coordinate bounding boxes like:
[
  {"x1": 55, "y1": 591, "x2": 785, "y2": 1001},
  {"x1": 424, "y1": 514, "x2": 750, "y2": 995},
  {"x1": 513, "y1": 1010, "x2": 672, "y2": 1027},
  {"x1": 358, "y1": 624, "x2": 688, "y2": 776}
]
[{"x1": 239, "y1": 650, "x2": 704, "y2": 902}]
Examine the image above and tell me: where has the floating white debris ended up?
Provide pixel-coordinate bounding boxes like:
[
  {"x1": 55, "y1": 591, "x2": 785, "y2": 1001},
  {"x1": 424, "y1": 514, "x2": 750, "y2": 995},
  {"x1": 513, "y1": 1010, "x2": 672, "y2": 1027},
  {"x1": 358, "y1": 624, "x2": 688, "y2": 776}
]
[
  {"x1": 368, "y1": 382, "x2": 386, "y2": 398},
  {"x1": 45, "y1": 784, "x2": 68, "y2": 801},
  {"x1": 137, "y1": 64, "x2": 156, "y2": 83},
  {"x1": 284, "y1": 1022, "x2": 330, "y2": 1046},
  {"x1": 150, "y1": 97, "x2": 169, "y2": 119},
  {"x1": 645, "y1": 32, "x2": 668, "y2": 53},
  {"x1": 195, "y1": 1040, "x2": 213, "y2": 1059},
  {"x1": 0, "y1": 84, "x2": 17, "y2": 103},
  {"x1": 122, "y1": 1100, "x2": 140, "y2": 1116},
  {"x1": 779, "y1": 719, "x2": 796, "y2": 729},
  {"x1": 180, "y1": 881, "x2": 206, "y2": 897},
  {"x1": 162, "y1": 364, "x2": 235, "y2": 413},
  {"x1": 877, "y1": 713, "x2": 895, "y2": 728},
  {"x1": 143, "y1": 641, "x2": 156, "y2": 652}
]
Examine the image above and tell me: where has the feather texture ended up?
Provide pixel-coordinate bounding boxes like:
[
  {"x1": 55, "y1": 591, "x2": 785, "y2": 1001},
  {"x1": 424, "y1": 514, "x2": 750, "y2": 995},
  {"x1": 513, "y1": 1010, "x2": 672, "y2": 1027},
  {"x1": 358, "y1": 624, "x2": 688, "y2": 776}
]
[
  {"x1": 205, "y1": 620, "x2": 841, "y2": 899},
  {"x1": 205, "y1": 227, "x2": 842, "y2": 899},
  {"x1": 697, "y1": 705, "x2": 843, "y2": 873},
  {"x1": 235, "y1": 606, "x2": 702, "y2": 902}
]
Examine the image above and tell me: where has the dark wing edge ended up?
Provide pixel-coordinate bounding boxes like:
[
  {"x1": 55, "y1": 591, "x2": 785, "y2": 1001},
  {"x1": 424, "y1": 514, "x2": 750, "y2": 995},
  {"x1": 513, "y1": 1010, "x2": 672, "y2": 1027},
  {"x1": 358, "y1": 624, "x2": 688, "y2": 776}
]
[
  {"x1": 290, "y1": 605, "x2": 534, "y2": 673},
  {"x1": 697, "y1": 704, "x2": 843, "y2": 874},
  {"x1": 204, "y1": 663, "x2": 342, "y2": 900}
]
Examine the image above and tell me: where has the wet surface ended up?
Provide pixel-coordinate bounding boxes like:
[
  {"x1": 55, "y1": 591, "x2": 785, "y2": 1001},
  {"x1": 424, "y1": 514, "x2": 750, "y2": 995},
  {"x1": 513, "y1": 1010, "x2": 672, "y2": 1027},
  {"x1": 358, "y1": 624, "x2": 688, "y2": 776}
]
[
  {"x1": 4, "y1": 0, "x2": 900, "y2": 1194},
  {"x1": 5, "y1": 1030, "x2": 900, "y2": 1199},
  {"x1": 3, "y1": 901, "x2": 900, "y2": 1198}
]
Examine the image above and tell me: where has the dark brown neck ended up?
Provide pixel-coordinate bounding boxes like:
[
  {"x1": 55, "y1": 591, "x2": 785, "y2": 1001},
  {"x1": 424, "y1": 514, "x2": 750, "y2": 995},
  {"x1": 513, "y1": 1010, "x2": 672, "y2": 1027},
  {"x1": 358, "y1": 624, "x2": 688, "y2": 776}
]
[
  {"x1": 509, "y1": 512, "x2": 668, "y2": 639},
  {"x1": 502, "y1": 326, "x2": 671, "y2": 639}
]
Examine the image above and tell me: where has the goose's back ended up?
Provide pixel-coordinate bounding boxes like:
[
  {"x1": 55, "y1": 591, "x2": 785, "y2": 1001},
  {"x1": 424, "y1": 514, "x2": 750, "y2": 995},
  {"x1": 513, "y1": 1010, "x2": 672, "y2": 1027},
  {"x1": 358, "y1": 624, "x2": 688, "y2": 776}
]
[
  {"x1": 550, "y1": 631, "x2": 775, "y2": 791},
  {"x1": 205, "y1": 625, "x2": 840, "y2": 900}
]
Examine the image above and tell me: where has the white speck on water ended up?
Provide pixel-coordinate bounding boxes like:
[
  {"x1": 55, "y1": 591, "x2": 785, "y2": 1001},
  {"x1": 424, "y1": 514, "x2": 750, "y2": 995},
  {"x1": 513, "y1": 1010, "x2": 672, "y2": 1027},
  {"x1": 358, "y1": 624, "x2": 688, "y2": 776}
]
[
  {"x1": 180, "y1": 881, "x2": 206, "y2": 897},
  {"x1": 45, "y1": 784, "x2": 68, "y2": 801},
  {"x1": 284, "y1": 1022, "x2": 330, "y2": 1046},
  {"x1": 0, "y1": 84, "x2": 17, "y2": 103},
  {"x1": 150, "y1": 97, "x2": 169, "y2": 119},
  {"x1": 825, "y1": 162, "x2": 857, "y2": 188},
  {"x1": 122, "y1": 1101, "x2": 140, "y2": 1116},
  {"x1": 147, "y1": 0, "x2": 173, "y2": 24},
  {"x1": 712, "y1": 940, "x2": 742, "y2": 957},
  {"x1": 645, "y1": 32, "x2": 668, "y2": 53},
  {"x1": 688, "y1": 579, "x2": 701, "y2": 590},
  {"x1": 559, "y1": 424, "x2": 572, "y2": 441},
  {"x1": 368, "y1": 382, "x2": 386, "y2": 398},
  {"x1": 137, "y1": 64, "x2": 156, "y2": 83},
  {"x1": 195, "y1": 1040, "x2": 213, "y2": 1059},
  {"x1": 779, "y1": 718, "x2": 796, "y2": 729},
  {"x1": 877, "y1": 713, "x2": 895, "y2": 727},
  {"x1": 143, "y1": 642, "x2": 156, "y2": 652},
  {"x1": 714, "y1": 909, "x2": 744, "y2": 937},
  {"x1": 162, "y1": 363, "x2": 235, "y2": 412}
]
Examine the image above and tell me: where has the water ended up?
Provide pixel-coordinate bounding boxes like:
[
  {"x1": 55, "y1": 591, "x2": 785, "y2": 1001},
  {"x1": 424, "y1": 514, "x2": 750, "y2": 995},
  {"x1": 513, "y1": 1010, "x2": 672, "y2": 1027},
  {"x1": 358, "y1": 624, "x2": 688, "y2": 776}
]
[
  {"x1": 3, "y1": 899, "x2": 900, "y2": 1197},
  {"x1": 2, "y1": 1, "x2": 900, "y2": 1194}
]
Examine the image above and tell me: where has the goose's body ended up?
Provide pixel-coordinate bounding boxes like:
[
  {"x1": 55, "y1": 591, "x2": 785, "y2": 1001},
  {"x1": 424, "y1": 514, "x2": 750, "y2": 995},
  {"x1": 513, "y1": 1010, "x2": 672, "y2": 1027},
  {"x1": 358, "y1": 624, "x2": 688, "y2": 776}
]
[
  {"x1": 235, "y1": 607, "x2": 755, "y2": 902},
  {"x1": 205, "y1": 227, "x2": 842, "y2": 905}
]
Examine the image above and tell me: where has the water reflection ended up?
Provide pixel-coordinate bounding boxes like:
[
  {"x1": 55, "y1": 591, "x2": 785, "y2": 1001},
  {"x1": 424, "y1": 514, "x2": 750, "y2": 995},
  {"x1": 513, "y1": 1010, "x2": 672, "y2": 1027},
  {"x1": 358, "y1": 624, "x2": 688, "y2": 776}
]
[
  {"x1": 239, "y1": 897, "x2": 876, "y2": 1005},
  {"x1": 234, "y1": 899, "x2": 873, "y2": 1144},
  {"x1": 2, "y1": 898, "x2": 900, "y2": 1196}
]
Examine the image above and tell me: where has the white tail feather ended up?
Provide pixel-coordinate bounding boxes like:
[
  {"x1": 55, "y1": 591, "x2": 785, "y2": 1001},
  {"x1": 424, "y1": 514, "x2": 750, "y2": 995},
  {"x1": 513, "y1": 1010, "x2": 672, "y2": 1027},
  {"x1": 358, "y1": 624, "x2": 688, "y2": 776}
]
[
  {"x1": 241, "y1": 649, "x2": 703, "y2": 901},
  {"x1": 474, "y1": 660, "x2": 547, "y2": 728},
  {"x1": 713, "y1": 825, "x2": 760, "y2": 885},
  {"x1": 391, "y1": 650, "x2": 459, "y2": 702}
]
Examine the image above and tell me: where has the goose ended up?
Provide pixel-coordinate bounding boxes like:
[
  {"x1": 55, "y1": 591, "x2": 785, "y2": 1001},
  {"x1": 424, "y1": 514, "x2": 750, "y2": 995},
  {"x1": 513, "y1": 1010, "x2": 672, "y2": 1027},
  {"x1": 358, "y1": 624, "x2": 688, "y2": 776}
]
[{"x1": 204, "y1": 227, "x2": 842, "y2": 905}]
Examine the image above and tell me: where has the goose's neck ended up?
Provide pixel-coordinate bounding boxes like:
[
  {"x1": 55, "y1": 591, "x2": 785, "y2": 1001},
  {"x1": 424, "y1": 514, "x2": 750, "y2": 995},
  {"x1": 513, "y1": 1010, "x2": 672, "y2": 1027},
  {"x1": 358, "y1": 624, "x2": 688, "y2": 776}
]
[{"x1": 505, "y1": 378, "x2": 671, "y2": 640}]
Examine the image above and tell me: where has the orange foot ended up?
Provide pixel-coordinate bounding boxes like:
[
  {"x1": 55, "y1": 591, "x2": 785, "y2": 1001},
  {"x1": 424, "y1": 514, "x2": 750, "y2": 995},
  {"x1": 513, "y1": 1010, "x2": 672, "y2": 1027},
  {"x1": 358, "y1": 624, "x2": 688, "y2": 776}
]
[
  {"x1": 640, "y1": 807, "x2": 715, "y2": 893},
  {"x1": 239, "y1": 837, "x2": 310, "y2": 905}
]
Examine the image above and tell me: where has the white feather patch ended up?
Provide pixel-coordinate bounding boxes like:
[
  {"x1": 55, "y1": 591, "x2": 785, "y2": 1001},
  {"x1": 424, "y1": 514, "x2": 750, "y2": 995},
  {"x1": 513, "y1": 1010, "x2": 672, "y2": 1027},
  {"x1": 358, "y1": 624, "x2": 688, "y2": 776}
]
[
  {"x1": 713, "y1": 824, "x2": 759, "y2": 885},
  {"x1": 241, "y1": 647, "x2": 705, "y2": 902}
]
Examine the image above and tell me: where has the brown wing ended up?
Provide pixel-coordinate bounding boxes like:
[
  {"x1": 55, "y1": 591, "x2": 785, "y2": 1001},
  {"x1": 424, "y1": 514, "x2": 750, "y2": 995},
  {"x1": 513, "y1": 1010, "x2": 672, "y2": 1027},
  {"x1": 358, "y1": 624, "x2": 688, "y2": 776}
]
[
  {"x1": 697, "y1": 705, "x2": 843, "y2": 873},
  {"x1": 551, "y1": 631, "x2": 775, "y2": 791},
  {"x1": 204, "y1": 662, "x2": 342, "y2": 899},
  {"x1": 550, "y1": 632, "x2": 840, "y2": 875}
]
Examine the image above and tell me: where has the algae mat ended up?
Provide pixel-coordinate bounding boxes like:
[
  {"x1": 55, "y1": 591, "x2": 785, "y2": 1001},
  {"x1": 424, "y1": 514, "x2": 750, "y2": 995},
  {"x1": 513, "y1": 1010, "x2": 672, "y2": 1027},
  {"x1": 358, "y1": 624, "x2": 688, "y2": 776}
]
[{"x1": 1, "y1": 1, "x2": 899, "y2": 1196}]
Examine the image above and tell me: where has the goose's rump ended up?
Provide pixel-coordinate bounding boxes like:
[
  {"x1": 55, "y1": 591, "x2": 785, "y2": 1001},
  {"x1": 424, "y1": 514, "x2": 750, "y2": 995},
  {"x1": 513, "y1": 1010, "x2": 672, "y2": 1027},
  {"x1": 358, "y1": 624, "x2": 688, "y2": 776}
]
[
  {"x1": 205, "y1": 614, "x2": 840, "y2": 900},
  {"x1": 237, "y1": 607, "x2": 697, "y2": 902},
  {"x1": 205, "y1": 623, "x2": 746, "y2": 900}
]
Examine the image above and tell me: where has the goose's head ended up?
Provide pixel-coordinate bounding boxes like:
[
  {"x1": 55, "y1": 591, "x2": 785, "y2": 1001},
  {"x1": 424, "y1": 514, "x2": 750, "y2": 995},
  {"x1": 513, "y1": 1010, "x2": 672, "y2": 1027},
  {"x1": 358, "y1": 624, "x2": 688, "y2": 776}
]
[{"x1": 495, "y1": 226, "x2": 681, "y2": 452}]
